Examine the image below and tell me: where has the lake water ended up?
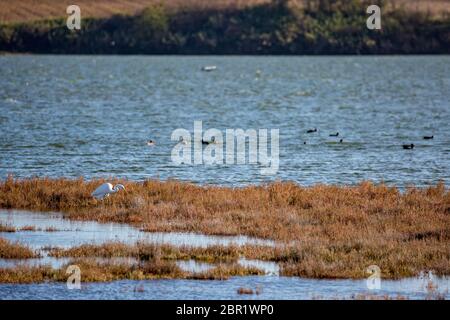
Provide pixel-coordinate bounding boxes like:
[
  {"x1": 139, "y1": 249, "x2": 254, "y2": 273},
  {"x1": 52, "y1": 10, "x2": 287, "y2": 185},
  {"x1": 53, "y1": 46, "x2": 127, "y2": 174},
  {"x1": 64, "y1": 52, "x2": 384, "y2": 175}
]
[
  {"x1": 1, "y1": 276, "x2": 448, "y2": 300},
  {"x1": 1, "y1": 55, "x2": 449, "y2": 187},
  {"x1": 1, "y1": 56, "x2": 448, "y2": 300}
]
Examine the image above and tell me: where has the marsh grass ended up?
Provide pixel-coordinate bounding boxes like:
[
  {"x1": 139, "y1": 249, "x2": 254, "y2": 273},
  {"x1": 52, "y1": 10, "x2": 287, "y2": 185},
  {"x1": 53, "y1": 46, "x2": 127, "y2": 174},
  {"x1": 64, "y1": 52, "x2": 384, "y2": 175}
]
[
  {"x1": 0, "y1": 265, "x2": 56, "y2": 283},
  {"x1": 187, "y1": 264, "x2": 264, "y2": 280},
  {"x1": 44, "y1": 227, "x2": 59, "y2": 232},
  {"x1": 0, "y1": 223, "x2": 15, "y2": 232},
  {"x1": 20, "y1": 225, "x2": 37, "y2": 231},
  {"x1": 0, "y1": 257, "x2": 264, "y2": 283},
  {"x1": 0, "y1": 224, "x2": 60, "y2": 232},
  {"x1": 1, "y1": 177, "x2": 449, "y2": 279},
  {"x1": 0, "y1": 237, "x2": 38, "y2": 259},
  {"x1": 49, "y1": 242, "x2": 240, "y2": 263},
  {"x1": 65, "y1": 258, "x2": 187, "y2": 282}
]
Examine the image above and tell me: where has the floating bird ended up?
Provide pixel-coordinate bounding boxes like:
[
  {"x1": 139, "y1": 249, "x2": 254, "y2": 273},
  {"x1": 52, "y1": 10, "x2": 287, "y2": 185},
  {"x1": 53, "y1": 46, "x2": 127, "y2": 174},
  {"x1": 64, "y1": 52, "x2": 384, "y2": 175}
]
[
  {"x1": 179, "y1": 137, "x2": 188, "y2": 145},
  {"x1": 202, "y1": 66, "x2": 217, "y2": 72},
  {"x1": 202, "y1": 137, "x2": 216, "y2": 145},
  {"x1": 402, "y1": 144, "x2": 414, "y2": 150},
  {"x1": 303, "y1": 141, "x2": 307, "y2": 145},
  {"x1": 329, "y1": 132, "x2": 339, "y2": 137},
  {"x1": 339, "y1": 139, "x2": 343, "y2": 143},
  {"x1": 306, "y1": 128, "x2": 317, "y2": 133},
  {"x1": 423, "y1": 135, "x2": 434, "y2": 140},
  {"x1": 147, "y1": 140, "x2": 155, "y2": 146},
  {"x1": 91, "y1": 183, "x2": 125, "y2": 200}
]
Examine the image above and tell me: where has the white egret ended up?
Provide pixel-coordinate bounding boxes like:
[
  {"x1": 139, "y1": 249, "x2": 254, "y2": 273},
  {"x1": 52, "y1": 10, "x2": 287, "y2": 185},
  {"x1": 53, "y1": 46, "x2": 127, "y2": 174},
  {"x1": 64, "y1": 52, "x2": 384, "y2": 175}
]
[{"x1": 91, "y1": 183, "x2": 125, "y2": 200}]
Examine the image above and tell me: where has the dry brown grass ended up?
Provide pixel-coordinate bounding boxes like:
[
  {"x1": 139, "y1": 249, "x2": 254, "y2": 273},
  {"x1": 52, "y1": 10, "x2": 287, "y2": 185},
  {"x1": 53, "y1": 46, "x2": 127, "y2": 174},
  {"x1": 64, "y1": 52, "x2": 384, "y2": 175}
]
[
  {"x1": 49, "y1": 242, "x2": 240, "y2": 263},
  {"x1": 20, "y1": 225, "x2": 36, "y2": 231},
  {"x1": 44, "y1": 227, "x2": 59, "y2": 232},
  {"x1": 1, "y1": 0, "x2": 448, "y2": 24},
  {"x1": 187, "y1": 264, "x2": 264, "y2": 280},
  {"x1": 0, "y1": 0, "x2": 269, "y2": 24},
  {"x1": 0, "y1": 265, "x2": 56, "y2": 283},
  {"x1": 0, "y1": 259, "x2": 185, "y2": 283},
  {"x1": 0, "y1": 237, "x2": 38, "y2": 259},
  {"x1": 390, "y1": 0, "x2": 450, "y2": 18},
  {"x1": 0, "y1": 225, "x2": 60, "y2": 232},
  {"x1": 0, "y1": 177, "x2": 449, "y2": 279},
  {"x1": 0, "y1": 257, "x2": 265, "y2": 283},
  {"x1": 49, "y1": 242, "x2": 135, "y2": 258},
  {"x1": 0, "y1": 223, "x2": 16, "y2": 232},
  {"x1": 47, "y1": 239, "x2": 450, "y2": 279}
]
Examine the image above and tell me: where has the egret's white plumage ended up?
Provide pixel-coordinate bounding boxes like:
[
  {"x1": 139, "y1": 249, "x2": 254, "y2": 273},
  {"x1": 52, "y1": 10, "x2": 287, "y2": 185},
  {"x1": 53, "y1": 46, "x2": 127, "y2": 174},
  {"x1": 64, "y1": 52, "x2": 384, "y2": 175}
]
[{"x1": 91, "y1": 183, "x2": 125, "y2": 200}]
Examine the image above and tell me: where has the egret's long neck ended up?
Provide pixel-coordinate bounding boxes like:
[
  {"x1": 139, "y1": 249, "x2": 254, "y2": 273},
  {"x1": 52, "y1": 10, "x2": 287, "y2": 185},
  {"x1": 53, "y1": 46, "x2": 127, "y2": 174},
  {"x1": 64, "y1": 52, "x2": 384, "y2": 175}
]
[{"x1": 112, "y1": 185, "x2": 120, "y2": 193}]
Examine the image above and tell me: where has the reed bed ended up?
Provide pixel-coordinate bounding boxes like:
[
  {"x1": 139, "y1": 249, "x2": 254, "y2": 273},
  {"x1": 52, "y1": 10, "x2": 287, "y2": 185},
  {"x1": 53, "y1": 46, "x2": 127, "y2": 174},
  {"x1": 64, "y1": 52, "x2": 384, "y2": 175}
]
[
  {"x1": 0, "y1": 177, "x2": 449, "y2": 279},
  {"x1": 0, "y1": 223, "x2": 15, "y2": 232},
  {"x1": 0, "y1": 224, "x2": 60, "y2": 232},
  {"x1": 0, "y1": 260, "x2": 183, "y2": 283},
  {"x1": 20, "y1": 225, "x2": 36, "y2": 231},
  {"x1": 49, "y1": 242, "x2": 240, "y2": 263},
  {"x1": 0, "y1": 265, "x2": 56, "y2": 283},
  {"x1": 46, "y1": 240, "x2": 450, "y2": 279},
  {"x1": 187, "y1": 264, "x2": 264, "y2": 280},
  {"x1": 0, "y1": 257, "x2": 263, "y2": 283},
  {"x1": 0, "y1": 237, "x2": 38, "y2": 259}
]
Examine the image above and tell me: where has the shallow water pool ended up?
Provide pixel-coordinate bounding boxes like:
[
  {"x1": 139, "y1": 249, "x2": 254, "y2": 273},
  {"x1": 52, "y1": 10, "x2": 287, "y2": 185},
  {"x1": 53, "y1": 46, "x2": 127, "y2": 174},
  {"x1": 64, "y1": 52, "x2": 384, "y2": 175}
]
[
  {"x1": 1, "y1": 275, "x2": 448, "y2": 300},
  {"x1": 0, "y1": 209, "x2": 275, "y2": 249}
]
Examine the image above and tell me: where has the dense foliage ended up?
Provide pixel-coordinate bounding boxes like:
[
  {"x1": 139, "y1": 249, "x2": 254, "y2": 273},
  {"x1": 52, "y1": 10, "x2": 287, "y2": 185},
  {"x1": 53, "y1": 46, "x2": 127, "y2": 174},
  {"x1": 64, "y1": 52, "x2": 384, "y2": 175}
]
[{"x1": 0, "y1": 0, "x2": 449, "y2": 54}]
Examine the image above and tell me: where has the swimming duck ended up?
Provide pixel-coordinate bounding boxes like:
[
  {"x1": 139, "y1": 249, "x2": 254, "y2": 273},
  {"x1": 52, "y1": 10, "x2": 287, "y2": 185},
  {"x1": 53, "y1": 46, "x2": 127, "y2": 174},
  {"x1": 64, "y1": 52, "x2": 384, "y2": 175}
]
[
  {"x1": 329, "y1": 132, "x2": 339, "y2": 137},
  {"x1": 339, "y1": 139, "x2": 343, "y2": 143},
  {"x1": 306, "y1": 128, "x2": 317, "y2": 133},
  {"x1": 179, "y1": 137, "x2": 188, "y2": 145},
  {"x1": 402, "y1": 144, "x2": 414, "y2": 150},
  {"x1": 202, "y1": 137, "x2": 216, "y2": 145},
  {"x1": 423, "y1": 135, "x2": 434, "y2": 140},
  {"x1": 147, "y1": 140, "x2": 155, "y2": 146}
]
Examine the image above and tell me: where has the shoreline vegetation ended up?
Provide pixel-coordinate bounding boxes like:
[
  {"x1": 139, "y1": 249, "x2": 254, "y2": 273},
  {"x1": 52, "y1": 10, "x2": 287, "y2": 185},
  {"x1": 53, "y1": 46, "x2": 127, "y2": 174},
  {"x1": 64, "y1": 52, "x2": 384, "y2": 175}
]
[
  {"x1": 1, "y1": 0, "x2": 449, "y2": 54},
  {"x1": 0, "y1": 254, "x2": 264, "y2": 284},
  {"x1": 0, "y1": 177, "x2": 449, "y2": 281},
  {"x1": 0, "y1": 237, "x2": 38, "y2": 259}
]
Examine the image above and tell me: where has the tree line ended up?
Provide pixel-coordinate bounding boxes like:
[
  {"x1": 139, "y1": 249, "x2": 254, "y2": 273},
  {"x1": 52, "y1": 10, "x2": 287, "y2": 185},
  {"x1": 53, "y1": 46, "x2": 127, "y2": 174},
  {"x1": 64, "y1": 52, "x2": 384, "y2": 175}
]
[{"x1": 0, "y1": 0, "x2": 449, "y2": 54}]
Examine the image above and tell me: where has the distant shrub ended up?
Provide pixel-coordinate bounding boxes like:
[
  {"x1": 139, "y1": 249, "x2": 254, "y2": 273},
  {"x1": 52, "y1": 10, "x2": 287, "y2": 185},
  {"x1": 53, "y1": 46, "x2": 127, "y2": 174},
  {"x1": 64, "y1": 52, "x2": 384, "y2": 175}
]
[{"x1": 137, "y1": 5, "x2": 169, "y2": 33}]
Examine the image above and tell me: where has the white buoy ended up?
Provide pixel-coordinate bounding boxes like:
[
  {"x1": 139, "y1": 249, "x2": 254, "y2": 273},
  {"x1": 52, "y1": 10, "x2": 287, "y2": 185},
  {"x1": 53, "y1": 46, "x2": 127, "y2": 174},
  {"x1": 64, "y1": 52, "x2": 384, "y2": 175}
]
[{"x1": 201, "y1": 66, "x2": 217, "y2": 72}]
